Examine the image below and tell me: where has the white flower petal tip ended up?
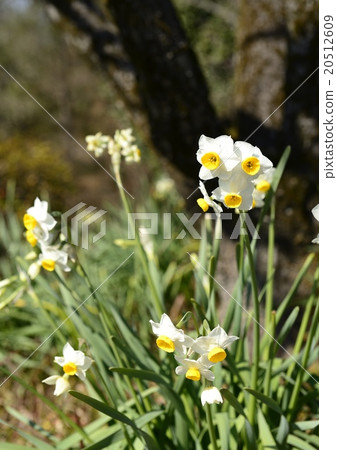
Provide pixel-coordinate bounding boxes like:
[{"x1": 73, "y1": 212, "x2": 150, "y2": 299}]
[{"x1": 201, "y1": 386, "x2": 223, "y2": 406}]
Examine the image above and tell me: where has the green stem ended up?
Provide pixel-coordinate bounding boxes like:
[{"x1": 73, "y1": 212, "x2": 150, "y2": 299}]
[
  {"x1": 241, "y1": 213, "x2": 260, "y2": 425},
  {"x1": 287, "y1": 300, "x2": 319, "y2": 421},
  {"x1": 205, "y1": 403, "x2": 218, "y2": 450},
  {"x1": 264, "y1": 196, "x2": 275, "y2": 339},
  {"x1": 114, "y1": 168, "x2": 163, "y2": 319},
  {"x1": 275, "y1": 253, "x2": 315, "y2": 324},
  {"x1": 262, "y1": 311, "x2": 276, "y2": 415},
  {"x1": 286, "y1": 268, "x2": 318, "y2": 380},
  {"x1": 234, "y1": 230, "x2": 245, "y2": 362},
  {"x1": 28, "y1": 288, "x2": 66, "y2": 343}
]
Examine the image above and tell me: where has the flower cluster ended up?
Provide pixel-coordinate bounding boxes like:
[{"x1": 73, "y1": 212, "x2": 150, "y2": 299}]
[
  {"x1": 85, "y1": 128, "x2": 141, "y2": 170},
  {"x1": 42, "y1": 342, "x2": 94, "y2": 396},
  {"x1": 23, "y1": 197, "x2": 71, "y2": 277},
  {"x1": 150, "y1": 314, "x2": 238, "y2": 406},
  {"x1": 196, "y1": 135, "x2": 274, "y2": 214}
]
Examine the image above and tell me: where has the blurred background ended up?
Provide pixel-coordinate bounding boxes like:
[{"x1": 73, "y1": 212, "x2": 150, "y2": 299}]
[{"x1": 0, "y1": 0, "x2": 318, "y2": 213}]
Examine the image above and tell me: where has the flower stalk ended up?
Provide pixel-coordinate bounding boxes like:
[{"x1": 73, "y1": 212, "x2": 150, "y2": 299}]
[{"x1": 241, "y1": 213, "x2": 260, "y2": 425}]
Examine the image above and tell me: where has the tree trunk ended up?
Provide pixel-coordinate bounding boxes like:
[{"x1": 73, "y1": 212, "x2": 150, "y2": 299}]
[
  {"x1": 45, "y1": 0, "x2": 222, "y2": 180},
  {"x1": 106, "y1": 0, "x2": 222, "y2": 178}
]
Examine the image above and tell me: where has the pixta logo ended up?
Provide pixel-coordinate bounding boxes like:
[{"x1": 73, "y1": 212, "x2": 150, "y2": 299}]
[
  {"x1": 128, "y1": 213, "x2": 260, "y2": 240},
  {"x1": 61, "y1": 203, "x2": 107, "y2": 249}
]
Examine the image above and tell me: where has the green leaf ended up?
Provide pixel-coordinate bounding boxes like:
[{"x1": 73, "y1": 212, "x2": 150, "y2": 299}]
[
  {"x1": 275, "y1": 306, "x2": 300, "y2": 347},
  {"x1": 0, "y1": 445, "x2": 35, "y2": 450},
  {"x1": 245, "y1": 419, "x2": 257, "y2": 450},
  {"x1": 276, "y1": 415, "x2": 289, "y2": 447},
  {"x1": 69, "y1": 391, "x2": 158, "y2": 450},
  {"x1": 83, "y1": 411, "x2": 164, "y2": 450},
  {"x1": 220, "y1": 389, "x2": 247, "y2": 417},
  {"x1": 293, "y1": 420, "x2": 319, "y2": 431},
  {"x1": 109, "y1": 367, "x2": 186, "y2": 417},
  {"x1": 216, "y1": 412, "x2": 230, "y2": 450},
  {"x1": 257, "y1": 408, "x2": 277, "y2": 448},
  {"x1": 244, "y1": 388, "x2": 282, "y2": 415},
  {"x1": 108, "y1": 304, "x2": 158, "y2": 371},
  {"x1": 293, "y1": 430, "x2": 319, "y2": 447},
  {"x1": 58, "y1": 416, "x2": 111, "y2": 450},
  {"x1": 275, "y1": 253, "x2": 315, "y2": 324},
  {"x1": 286, "y1": 434, "x2": 318, "y2": 450},
  {"x1": 176, "y1": 311, "x2": 192, "y2": 328}
]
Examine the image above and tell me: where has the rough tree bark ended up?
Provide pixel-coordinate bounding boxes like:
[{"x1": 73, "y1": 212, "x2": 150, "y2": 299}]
[{"x1": 45, "y1": 0, "x2": 222, "y2": 179}]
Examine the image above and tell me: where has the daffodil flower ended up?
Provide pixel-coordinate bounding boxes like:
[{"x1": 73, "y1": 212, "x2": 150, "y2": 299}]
[
  {"x1": 54, "y1": 342, "x2": 94, "y2": 381},
  {"x1": 212, "y1": 172, "x2": 255, "y2": 211},
  {"x1": 197, "y1": 135, "x2": 239, "y2": 181},
  {"x1": 23, "y1": 198, "x2": 57, "y2": 246},
  {"x1": 312, "y1": 204, "x2": 319, "y2": 244},
  {"x1": 251, "y1": 168, "x2": 275, "y2": 208},
  {"x1": 233, "y1": 141, "x2": 273, "y2": 177},
  {"x1": 38, "y1": 245, "x2": 71, "y2": 272},
  {"x1": 201, "y1": 386, "x2": 223, "y2": 406},
  {"x1": 114, "y1": 128, "x2": 135, "y2": 149},
  {"x1": 253, "y1": 168, "x2": 275, "y2": 192},
  {"x1": 197, "y1": 181, "x2": 223, "y2": 217},
  {"x1": 192, "y1": 325, "x2": 238, "y2": 363},
  {"x1": 85, "y1": 132, "x2": 110, "y2": 157},
  {"x1": 42, "y1": 374, "x2": 71, "y2": 397},
  {"x1": 153, "y1": 177, "x2": 175, "y2": 199},
  {"x1": 175, "y1": 354, "x2": 215, "y2": 381},
  {"x1": 121, "y1": 144, "x2": 141, "y2": 163},
  {"x1": 150, "y1": 313, "x2": 194, "y2": 356},
  {"x1": 27, "y1": 262, "x2": 41, "y2": 280}
]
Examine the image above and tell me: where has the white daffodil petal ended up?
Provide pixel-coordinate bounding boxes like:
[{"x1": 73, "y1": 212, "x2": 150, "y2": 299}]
[
  {"x1": 76, "y1": 368, "x2": 86, "y2": 381},
  {"x1": 201, "y1": 387, "x2": 223, "y2": 406},
  {"x1": 200, "y1": 369, "x2": 215, "y2": 381},
  {"x1": 312, "y1": 204, "x2": 319, "y2": 221},
  {"x1": 80, "y1": 356, "x2": 94, "y2": 371},
  {"x1": 63, "y1": 343, "x2": 85, "y2": 366},
  {"x1": 42, "y1": 375, "x2": 60, "y2": 385},
  {"x1": 54, "y1": 376, "x2": 71, "y2": 396},
  {"x1": 175, "y1": 366, "x2": 186, "y2": 376},
  {"x1": 54, "y1": 356, "x2": 65, "y2": 367}
]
